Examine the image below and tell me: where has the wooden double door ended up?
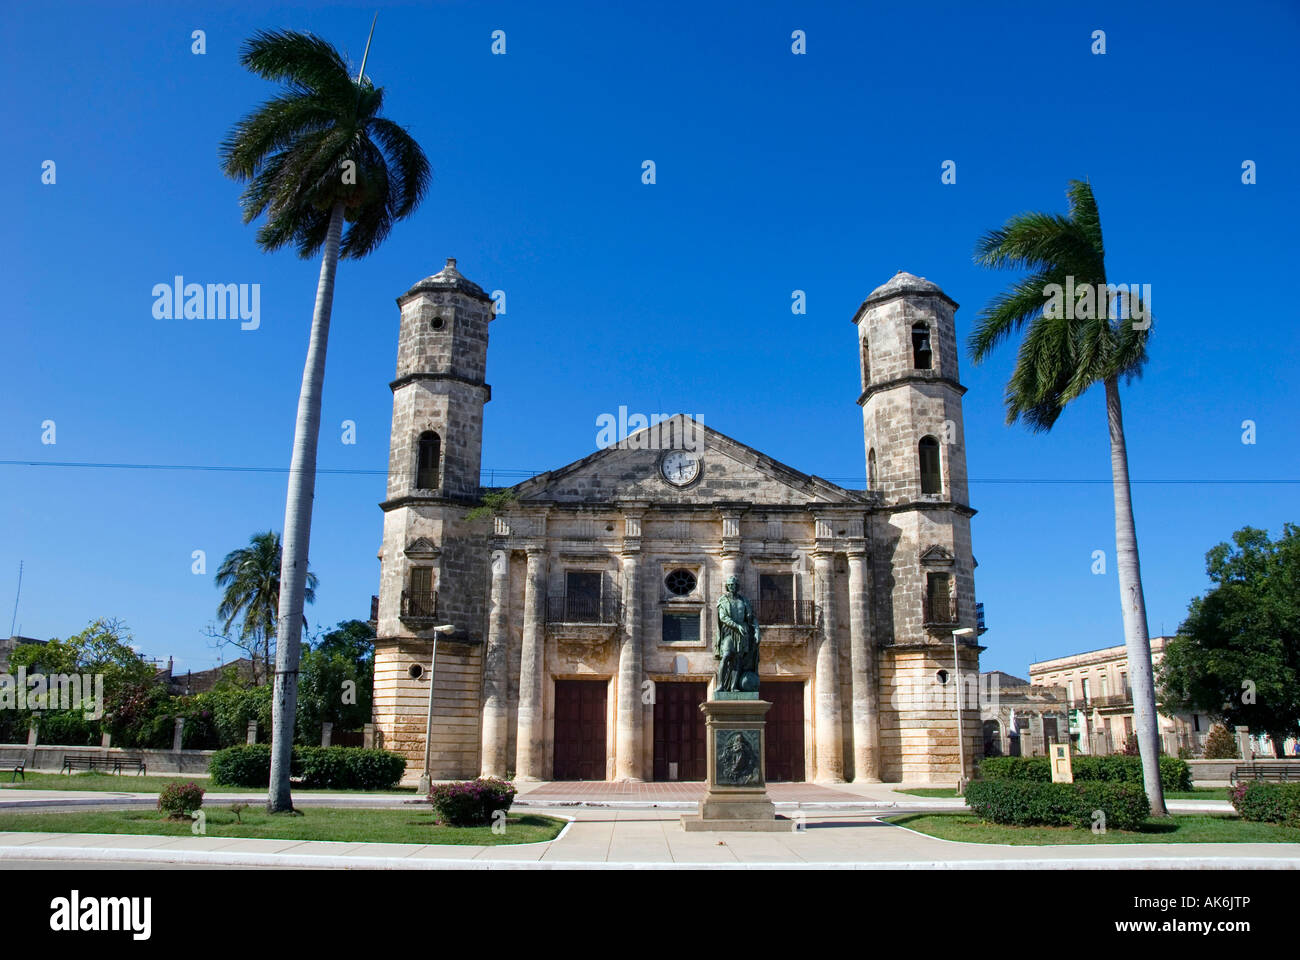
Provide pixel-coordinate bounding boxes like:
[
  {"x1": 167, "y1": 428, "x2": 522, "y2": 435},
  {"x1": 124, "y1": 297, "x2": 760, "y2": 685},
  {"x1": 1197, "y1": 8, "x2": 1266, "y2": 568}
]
[
  {"x1": 553, "y1": 679, "x2": 608, "y2": 780},
  {"x1": 760, "y1": 681, "x2": 806, "y2": 782},
  {"x1": 652, "y1": 679, "x2": 806, "y2": 782}
]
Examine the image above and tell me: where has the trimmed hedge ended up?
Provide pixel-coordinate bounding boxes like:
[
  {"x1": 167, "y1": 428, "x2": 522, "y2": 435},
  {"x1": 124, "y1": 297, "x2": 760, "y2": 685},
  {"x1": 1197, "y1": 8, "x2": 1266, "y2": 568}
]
[
  {"x1": 1229, "y1": 782, "x2": 1300, "y2": 826},
  {"x1": 209, "y1": 744, "x2": 405, "y2": 790},
  {"x1": 977, "y1": 754, "x2": 1191, "y2": 791},
  {"x1": 428, "y1": 777, "x2": 517, "y2": 827},
  {"x1": 297, "y1": 747, "x2": 406, "y2": 790},
  {"x1": 965, "y1": 779, "x2": 1150, "y2": 831}
]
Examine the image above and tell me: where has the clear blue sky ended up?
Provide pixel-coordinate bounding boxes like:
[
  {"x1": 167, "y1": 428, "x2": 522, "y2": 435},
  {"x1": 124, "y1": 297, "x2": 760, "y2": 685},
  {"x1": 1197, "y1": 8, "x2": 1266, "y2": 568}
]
[{"x1": 3, "y1": 1, "x2": 1297, "y2": 676}]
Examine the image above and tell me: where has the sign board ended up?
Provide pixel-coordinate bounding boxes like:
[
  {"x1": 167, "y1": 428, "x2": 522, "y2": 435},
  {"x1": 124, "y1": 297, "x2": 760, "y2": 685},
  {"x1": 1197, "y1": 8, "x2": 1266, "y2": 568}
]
[{"x1": 1050, "y1": 742, "x2": 1074, "y2": 783}]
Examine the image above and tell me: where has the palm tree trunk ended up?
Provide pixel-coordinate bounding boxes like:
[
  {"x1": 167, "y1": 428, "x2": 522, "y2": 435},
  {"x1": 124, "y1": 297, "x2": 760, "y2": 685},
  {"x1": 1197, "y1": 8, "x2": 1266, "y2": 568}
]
[
  {"x1": 267, "y1": 200, "x2": 345, "y2": 813},
  {"x1": 1104, "y1": 376, "x2": 1168, "y2": 817}
]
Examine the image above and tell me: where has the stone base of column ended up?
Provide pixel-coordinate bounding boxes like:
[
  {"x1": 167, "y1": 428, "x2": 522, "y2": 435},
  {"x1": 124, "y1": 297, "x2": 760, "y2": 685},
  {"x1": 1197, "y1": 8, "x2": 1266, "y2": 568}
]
[{"x1": 680, "y1": 698, "x2": 790, "y2": 832}]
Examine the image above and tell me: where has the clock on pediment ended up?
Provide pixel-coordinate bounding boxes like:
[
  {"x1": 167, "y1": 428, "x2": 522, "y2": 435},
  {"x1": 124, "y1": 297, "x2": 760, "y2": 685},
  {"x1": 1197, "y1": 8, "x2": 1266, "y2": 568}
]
[{"x1": 659, "y1": 450, "x2": 702, "y2": 487}]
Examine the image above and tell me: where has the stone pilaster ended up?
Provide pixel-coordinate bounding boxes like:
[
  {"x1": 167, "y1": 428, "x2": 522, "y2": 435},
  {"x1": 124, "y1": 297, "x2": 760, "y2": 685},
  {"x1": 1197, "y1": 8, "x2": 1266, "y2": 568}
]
[
  {"x1": 813, "y1": 549, "x2": 844, "y2": 782},
  {"x1": 615, "y1": 544, "x2": 644, "y2": 780},
  {"x1": 515, "y1": 548, "x2": 547, "y2": 780},
  {"x1": 479, "y1": 548, "x2": 511, "y2": 778},
  {"x1": 846, "y1": 549, "x2": 880, "y2": 781}
]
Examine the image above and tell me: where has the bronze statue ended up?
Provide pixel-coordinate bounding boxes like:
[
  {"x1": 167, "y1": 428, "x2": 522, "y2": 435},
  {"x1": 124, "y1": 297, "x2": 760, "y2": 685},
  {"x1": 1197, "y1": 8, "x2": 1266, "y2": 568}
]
[{"x1": 715, "y1": 575, "x2": 760, "y2": 693}]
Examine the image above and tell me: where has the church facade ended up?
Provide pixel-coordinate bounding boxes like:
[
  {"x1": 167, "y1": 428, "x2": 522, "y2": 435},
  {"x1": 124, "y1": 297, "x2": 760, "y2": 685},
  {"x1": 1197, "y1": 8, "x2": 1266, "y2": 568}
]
[{"x1": 371, "y1": 260, "x2": 982, "y2": 784}]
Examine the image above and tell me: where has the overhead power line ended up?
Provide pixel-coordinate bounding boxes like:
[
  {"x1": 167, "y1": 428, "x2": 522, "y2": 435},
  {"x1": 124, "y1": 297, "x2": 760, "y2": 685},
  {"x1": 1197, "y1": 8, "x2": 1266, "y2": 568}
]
[{"x1": 0, "y1": 458, "x2": 1296, "y2": 486}]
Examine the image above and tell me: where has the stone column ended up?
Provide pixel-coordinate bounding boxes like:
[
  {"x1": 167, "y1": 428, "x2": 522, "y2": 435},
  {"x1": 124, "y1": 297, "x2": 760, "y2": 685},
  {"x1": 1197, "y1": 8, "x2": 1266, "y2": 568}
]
[
  {"x1": 615, "y1": 550, "x2": 643, "y2": 780},
  {"x1": 515, "y1": 549, "x2": 548, "y2": 780},
  {"x1": 246, "y1": 720, "x2": 258, "y2": 745},
  {"x1": 480, "y1": 548, "x2": 511, "y2": 778},
  {"x1": 846, "y1": 550, "x2": 880, "y2": 782},
  {"x1": 172, "y1": 717, "x2": 185, "y2": 752},
  {"x1": 321, "y1": 722, "x2": 333, "y2": 747},
  {"x1": 812, "y1": 550, "x2": 844, "y2": 782}
]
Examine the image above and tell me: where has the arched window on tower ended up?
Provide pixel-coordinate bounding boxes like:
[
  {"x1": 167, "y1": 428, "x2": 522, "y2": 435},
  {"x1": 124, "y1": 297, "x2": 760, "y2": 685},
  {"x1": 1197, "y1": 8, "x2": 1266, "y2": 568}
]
[
  {"x1": 911, "y1": 322, "x2": 932, "y2": 370},
  {"x1": 918, "y1": 436, "x2": 941, "y2": 494},
  {"x1": 867, "y1": 448, "x2": 877, "y2": 491},
  {"x1": 860, "y1": 338, "x2": 871, "y2": 389},
  {"x1": 416, "y1": 431, "x2": 441, "y2": 490}
]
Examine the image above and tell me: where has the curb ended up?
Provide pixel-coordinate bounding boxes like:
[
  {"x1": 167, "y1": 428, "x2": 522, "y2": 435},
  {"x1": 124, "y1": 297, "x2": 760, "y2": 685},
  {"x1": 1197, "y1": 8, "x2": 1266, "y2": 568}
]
[{"x1": 0, "y1": 845, "x2": 1291, "y2": 870}]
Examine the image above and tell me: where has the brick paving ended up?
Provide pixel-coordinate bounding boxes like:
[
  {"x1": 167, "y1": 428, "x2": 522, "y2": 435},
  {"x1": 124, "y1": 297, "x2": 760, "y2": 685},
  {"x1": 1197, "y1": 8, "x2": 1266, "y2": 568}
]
[{"x1": 519, "y1": 781, "x2": 861, "y2": 803}]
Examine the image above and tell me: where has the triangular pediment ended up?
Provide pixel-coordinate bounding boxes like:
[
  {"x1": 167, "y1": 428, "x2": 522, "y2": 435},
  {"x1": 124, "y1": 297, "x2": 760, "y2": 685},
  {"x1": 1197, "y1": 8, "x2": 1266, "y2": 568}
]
[
  {"x1": 920, "y1": 545, "x2": 955, "y2": 564},
  {"x1": 404, "y1": 537, "x2": 441, "y2": 557},
  {"x1": 507, "y1": 415, "x2": 869, "y2": 507}
]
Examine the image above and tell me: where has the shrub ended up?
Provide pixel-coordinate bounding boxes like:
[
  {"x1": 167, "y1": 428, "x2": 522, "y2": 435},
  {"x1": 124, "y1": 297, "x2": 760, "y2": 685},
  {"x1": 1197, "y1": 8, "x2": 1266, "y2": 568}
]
[
  {"x1": 1230, "y1": 782, "x2": 1300, "y2": 826},
  {"x1": 1203, "y1": 724, "x2": 1240, "y2": 760},
  {"x1": 296, "y1": 747, "x2": 406, "y2": 790},
  {"x1": 428, "y1": 778, "x2": 517, "y2": 827},
  {"x1": 965, "y1": 779, "x2": 1149, "y2": 831},
  {"x1": 977, "y1": 754, "x2": 1191, "y2": 791},
  {"x1": 209, "y1": 744, "x2": 278, "y2": 787},
  {"x1": 158, "y1": 780, "x2": 205, "y2": 819},
  {"x1": 208, "y1": 744, "x2": 405, "y2": 790},
  {"x1": 976, "y1": 757, "x2": 1049, "y2": 781}
]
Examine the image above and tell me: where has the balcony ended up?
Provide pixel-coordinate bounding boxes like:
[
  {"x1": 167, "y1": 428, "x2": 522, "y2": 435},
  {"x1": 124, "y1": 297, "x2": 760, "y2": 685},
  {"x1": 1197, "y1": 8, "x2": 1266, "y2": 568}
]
[
  {"x1": 758, "y1": 599, "x2": 817, "y2": 644},
  {"x1": 1092, "y1": 692, "x2": 1134, "y2": 709},
  {"x1": 546, "y1": 593, "x2": 621, "y2": 645},
  {"x1": 400, "y1": 589, "x2": 438, "y2": 625},
  {"x1": 546, "y1": 594, "x2": 620, "y2": 624},
  {"x1": 923, "y1": 595, "x2": 958, "y2": 626},
  {"x1": 758, "y1": 599, "x2": 817, "y2": 627}
]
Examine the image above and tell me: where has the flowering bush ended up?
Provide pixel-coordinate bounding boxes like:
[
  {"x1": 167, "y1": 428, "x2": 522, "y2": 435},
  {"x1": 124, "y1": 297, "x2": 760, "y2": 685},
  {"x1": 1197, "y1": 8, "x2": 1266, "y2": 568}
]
[
  {"x1": 428, "y1": 777, "x2": 516, "y2": 827},
  {"x1": 158, "y1": 780, "x2": 205, "y2": 819},
  {"x1": 1229, "y1": 782, "x2": 1300, "y2": 826}
]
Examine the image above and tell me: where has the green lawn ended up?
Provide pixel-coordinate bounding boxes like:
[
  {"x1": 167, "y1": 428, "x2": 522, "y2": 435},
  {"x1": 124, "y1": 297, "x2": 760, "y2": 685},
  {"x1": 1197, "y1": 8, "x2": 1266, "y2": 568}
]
[
  {"x1": 0, "y1": 772, "x2": 416, "y2": 795},
  {"x1": 0, "y1": 807, "x2": 564, "y2": 845},
  {"x1": 888, "y1": 813, "x2": 1300, "y2": 845},
  {"x1": 894, "y1": 786, "x2": 1230, "y2": 801}
]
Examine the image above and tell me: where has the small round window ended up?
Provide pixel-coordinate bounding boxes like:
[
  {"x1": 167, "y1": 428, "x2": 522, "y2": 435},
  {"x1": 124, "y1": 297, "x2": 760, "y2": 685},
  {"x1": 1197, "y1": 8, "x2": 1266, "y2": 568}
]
[
  {"x1": 408, "y1": 663, "x2": 425, "y2": 680},
  {"x1": 665, "y1": 569, "x2": 697, "y2": 596},
  {"x1": 430, "y1": 316, "x2": 445, "y2": 330}
]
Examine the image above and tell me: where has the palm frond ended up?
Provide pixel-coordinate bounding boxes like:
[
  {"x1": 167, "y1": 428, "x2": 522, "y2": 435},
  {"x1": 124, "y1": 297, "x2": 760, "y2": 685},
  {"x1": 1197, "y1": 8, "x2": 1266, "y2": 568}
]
[{"x1": 240, "y1": 30, "x2": 353, "y2": 101}]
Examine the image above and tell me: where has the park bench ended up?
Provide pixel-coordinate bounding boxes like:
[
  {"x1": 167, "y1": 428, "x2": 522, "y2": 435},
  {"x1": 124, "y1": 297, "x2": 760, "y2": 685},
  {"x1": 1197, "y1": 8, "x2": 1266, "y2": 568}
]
[
  {"x1": 0, "y1": 754, "x2": 24, "y2": 783},
  {"x1": 1229, "y1": 762, "x2": 1298, "y2": 785},
  {"x1": 60, "y1": 754, "x2": 147, "y2": 776},
  {"x1": 115, "y1": 756, "x2": 147, "y2": 776}
]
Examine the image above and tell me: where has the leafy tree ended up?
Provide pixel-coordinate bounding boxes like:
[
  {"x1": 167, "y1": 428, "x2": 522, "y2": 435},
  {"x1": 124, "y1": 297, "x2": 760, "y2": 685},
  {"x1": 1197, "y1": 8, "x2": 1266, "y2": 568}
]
[
  {"x1": 1157, "y1": 525, "x2": 1300, "y2": 758},
  {"x1": 212, "y1": 531, "x2": 317, "y2": 685},
  {"x1": 221, "y1": 27, "x2": 430, "y2": 813},
  {"x1": 969, "y1": 179, "x2": 1165, "y2": 815},
  {"x1": 296, "y1": 620, "x2": 375, "y2": 743},
  {"x1": 7, "y1": 618, "x2": 160, "y2": 745}
]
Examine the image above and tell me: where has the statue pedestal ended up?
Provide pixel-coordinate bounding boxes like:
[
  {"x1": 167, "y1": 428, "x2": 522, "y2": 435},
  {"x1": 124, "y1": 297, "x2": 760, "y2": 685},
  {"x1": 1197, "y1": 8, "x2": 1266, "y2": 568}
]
[{"x1": 681, "y1": 698, "x2": 790, "y2": 832}]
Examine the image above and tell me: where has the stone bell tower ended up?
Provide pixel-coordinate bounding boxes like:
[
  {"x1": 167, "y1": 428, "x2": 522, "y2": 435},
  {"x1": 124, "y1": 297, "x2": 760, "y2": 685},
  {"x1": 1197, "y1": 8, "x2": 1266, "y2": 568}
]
[
  {"x1": 372, "y1": 258, "x2": 495, "y2": 778},
  {"x1": 853, "y1": 271, "x2": 981, "y2": 781}
]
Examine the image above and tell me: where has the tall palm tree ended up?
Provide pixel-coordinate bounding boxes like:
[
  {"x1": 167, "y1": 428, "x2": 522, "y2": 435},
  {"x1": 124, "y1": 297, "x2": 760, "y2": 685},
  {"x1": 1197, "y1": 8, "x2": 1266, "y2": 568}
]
[
  {"x1": 214, "y1": 531, "x2": 317, "y2": 685},
  {"x1": 220, "y1": 28, "x2": 431, "y2": 812},
  {"x1": 969, "y1": 179, "x2": 1167, "y2": 817}
]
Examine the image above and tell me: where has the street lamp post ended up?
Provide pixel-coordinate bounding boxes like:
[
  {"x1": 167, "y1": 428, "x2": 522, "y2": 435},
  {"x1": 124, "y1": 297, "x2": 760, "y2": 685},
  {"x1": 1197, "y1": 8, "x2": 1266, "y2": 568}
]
[
  {"x1": 952, "y1": 626, "x2": 976, "y2": 794},
  {"x1": 418, "y1": 624, "x2": 458, "y2": 795}
]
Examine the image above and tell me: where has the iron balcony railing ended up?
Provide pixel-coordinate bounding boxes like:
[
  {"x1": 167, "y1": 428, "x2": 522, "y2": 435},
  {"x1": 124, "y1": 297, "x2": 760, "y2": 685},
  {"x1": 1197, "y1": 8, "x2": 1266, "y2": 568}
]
[
  {"x1": 1091, "y1": 692, "x2": 1134, "y2": 708},
  {"x1": 546, "y1": 594, "x2": 621, "y2": 624},
  {"x1": 924, "y1": 595, "x2": 958, "y2": 625},
  {"x1": 757, "y1": 599, "x2": 817, "y2": 627},
  {"x1": 400, "y1": 589, "x2": 438, "y2": 620}
]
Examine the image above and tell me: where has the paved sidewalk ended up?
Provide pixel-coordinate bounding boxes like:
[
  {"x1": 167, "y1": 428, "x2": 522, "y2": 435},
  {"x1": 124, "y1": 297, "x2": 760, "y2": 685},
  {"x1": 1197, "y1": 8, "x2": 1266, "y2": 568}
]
[
  {"x1": 0, "y1": 783, "x2": 1232, "y2": 815},
  {"x1": 1, "y1": 807, "x2": 1293, "y2": 870}
]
